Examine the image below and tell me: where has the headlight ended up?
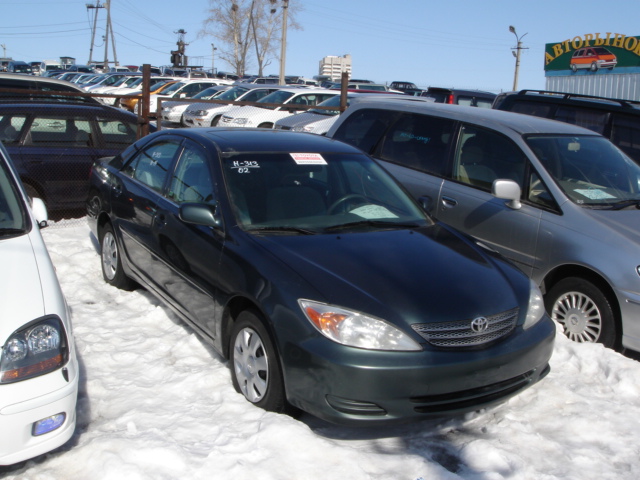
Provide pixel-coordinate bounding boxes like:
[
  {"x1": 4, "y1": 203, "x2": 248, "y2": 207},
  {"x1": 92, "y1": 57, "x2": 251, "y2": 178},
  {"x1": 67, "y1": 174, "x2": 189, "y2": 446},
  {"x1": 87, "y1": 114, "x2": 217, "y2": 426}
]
[
  {"x1": 1, "y1": 316, "x2": 69, "y2": 384},
  {"x1": 299, "y1": 299, "x2": 422, "y2": 351},
  {"x1": 191, "y1": 110, "x2": 207, "y2": 116},
  {"x1": 523, "y1": 280, "x2": 545, "y2": 329}
]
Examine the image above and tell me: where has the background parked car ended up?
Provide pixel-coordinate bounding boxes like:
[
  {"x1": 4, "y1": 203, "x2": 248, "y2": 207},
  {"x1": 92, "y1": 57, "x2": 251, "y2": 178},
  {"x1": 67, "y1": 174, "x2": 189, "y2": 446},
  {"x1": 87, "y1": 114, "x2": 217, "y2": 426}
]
[
  {"x1": 0, "y1": 73, "x2": 98, "y2": 104},
  {"x1": 220, "y1": 88, "x2": 337, "y2": 128},
  {"x1": 182, "y1": 84, "x2": 284, "y2": 127},
  {"x1": 492, "y1": 89, "x2": 640, "y2": 164},
  {"x1": 160, "y1": 85, "x2": 231, "y2": 126},
  {"x1": 327, "y1": 96, "x2": 640, "y2": 353},
  {"x1": 86, "y1": 128, "x2": 554, "y2": 425},
  {"x1": 0, "y1": 141, "x2": 78, "y2": 465},
  {"x1": 420, "y1": 87, "x2": 496, "y2": 107},
  {"x1": 0, "y1": 102, "x2": 148, "y2": 213}
]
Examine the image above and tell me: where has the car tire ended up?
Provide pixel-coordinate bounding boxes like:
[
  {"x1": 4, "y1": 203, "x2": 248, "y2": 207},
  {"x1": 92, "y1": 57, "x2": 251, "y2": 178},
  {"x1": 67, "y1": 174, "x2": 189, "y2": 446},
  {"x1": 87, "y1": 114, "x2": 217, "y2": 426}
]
[
  {"x1": 100, "y1": 222, "x2": 135, "y2": 290},
  {"x1": 211, "y1": 115, "x2": 221, "y2": 127},
  {"x1": 571, "y1": 64, "x2": 577, "y2": 72},
  {"x1": 590, "y1": 62, "x2": 599, "y2": 72},
  {"x1": 230, "y1": 310, "x2": 288, "y2": 413},
  {"x1": 257, "y1": 122, "x2": 274, "y2": 129},
  {"x1": 545, "y1": 277, "x2": 618, "y2": 348}
]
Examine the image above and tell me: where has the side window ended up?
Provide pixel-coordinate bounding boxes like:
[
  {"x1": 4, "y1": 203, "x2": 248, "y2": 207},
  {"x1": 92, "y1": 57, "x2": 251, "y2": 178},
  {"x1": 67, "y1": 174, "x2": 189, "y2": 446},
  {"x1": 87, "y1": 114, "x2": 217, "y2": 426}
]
[
  {"x1": 23, "y1": 116, "x2": 92, "y2": 147},
  {"x1": 510, "y1": 101, "x2": 554, "y2": 119},
  {"x1": 0, "y1": 115, "x2": 27, "y2": 144},
  {"x1": 332, "y1": 108, "x2": 396, "y2": 154},
  {"x1": 475, "y1": 98, "x2": 494, "y2": 109},
  {"x1": 554, "y1": 106, "x2": 608, "y2": 135},
  {"x1": 528, "y1": 171, "x2": 558, "y2": 210},
  {"x1": 453, "y1": 125, "x2": 527, "y2": 191},
  {"x1": 96, "y1": 117, "x2": 137, "y2": 148},
  {"x1": 122, "y1": 140, "x2": 179, "y2": 192},
  {"x1": 611, "y1": 113, "x2": 640, "y2": 164},
  {"x1": 378, "y1": 112, "x2": 453, "y2": 176},
  {"x1": 167, "y1": 146, "x2": 215, "y2": 204},
  {"x1": 457, "y1": 96, "x2": 473, "y2": 107}
]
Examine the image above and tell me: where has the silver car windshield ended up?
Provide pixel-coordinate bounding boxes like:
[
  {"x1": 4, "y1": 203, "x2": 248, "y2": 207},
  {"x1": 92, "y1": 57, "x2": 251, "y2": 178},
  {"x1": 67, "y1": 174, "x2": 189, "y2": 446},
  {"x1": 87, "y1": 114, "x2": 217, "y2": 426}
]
[
  {"x1": 222, "y1": 152, "x2": 431, "y2": 233},
  {"x1": 527, "y1": 135, "x2": 640, "y2": 208}
]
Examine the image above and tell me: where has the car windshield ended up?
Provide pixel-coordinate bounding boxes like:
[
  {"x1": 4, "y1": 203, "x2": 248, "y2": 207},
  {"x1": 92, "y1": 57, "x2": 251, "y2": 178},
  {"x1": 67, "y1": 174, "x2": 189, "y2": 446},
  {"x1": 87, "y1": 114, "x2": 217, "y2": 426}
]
[
  {"x1": 159, "y1": 81, "x2": 187, "y2": 95},
  {"x1": 527, "y1": 135, "x2": 640, "y2": 208},
  {"x1": 256, "y1": 90, "x2": 295, "y2": 110},
  {"x1": 308, "y1": 95, "x2": 346, "y2": 116},
  {"x1": 222, "y1": 151, "x2": 431, "y2": 234},
  {"x1": 0, "y1": 151, "x2": 28, "y2": 235}
]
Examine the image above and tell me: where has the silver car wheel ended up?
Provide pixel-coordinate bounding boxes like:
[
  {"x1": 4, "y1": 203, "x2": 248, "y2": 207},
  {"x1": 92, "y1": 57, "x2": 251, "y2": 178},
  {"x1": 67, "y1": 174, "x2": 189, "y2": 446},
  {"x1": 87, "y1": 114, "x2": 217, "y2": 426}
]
[
  {"x1": 101, "y1": 231, "x2": 119, "y2": 281},
  {"x1": 551, "y1": 290, "x2": 602, "y2": 343},
  {"x1": 233, "y1": 327, "x2": 269, "y2": 403}
]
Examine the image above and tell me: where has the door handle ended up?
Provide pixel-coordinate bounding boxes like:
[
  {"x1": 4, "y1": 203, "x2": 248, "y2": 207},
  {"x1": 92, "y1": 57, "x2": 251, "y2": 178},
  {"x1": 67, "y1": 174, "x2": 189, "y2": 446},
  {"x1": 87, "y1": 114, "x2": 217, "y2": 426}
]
[
  {"x1": 441, "y1": 195, "x2": 458, "y2": 208},
  {"x1": 155, "y1": 212, "x2": 167, "y2": 227}
]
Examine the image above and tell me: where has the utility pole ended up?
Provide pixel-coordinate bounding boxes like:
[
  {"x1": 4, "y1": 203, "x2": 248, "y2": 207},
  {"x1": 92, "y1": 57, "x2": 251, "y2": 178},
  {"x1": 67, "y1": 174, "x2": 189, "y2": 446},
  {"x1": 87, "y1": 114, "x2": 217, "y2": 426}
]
[
  {"x1": 278, "y1": 0, "x2": 289, "y2": 84},
  {"x1": 103, "y1": 1, "x2": 118, "y2": 69},
  {"x1": 86, "y1": 2, "x2": 105, "y2": 65},
  {"x1": 211, "y1": 43, "x2": 217, "y2": 74},
  {"x1": 509, "y1": 25, "x2": 528, "y2": 91}
]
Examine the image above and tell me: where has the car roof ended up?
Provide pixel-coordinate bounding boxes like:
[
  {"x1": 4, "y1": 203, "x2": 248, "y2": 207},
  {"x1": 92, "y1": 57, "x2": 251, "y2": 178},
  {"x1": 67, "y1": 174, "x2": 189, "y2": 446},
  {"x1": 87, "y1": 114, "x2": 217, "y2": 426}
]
[
  {"x1": 0, "y1": 72, "x2": 85, "y2": 91},
  {"x1": 150, "y1": 128, "x2": 364, "y2": 155},
  {"x1": 496, "y1": 89, "x2": 640, "y2": 111},
  {"x1": 336, "y1": 96, "x2": 599, "y2": 136},
  {"x1": 0, "y1": 102, "x2": 138, "y2": 118}
]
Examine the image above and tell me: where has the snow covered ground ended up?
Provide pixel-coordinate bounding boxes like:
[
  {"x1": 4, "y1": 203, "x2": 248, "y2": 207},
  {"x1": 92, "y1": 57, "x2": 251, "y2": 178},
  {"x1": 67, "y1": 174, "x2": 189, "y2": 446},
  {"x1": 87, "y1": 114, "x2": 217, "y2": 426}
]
[{"x1": 2, "y1": 220, "x2": 640, "y2": 480}]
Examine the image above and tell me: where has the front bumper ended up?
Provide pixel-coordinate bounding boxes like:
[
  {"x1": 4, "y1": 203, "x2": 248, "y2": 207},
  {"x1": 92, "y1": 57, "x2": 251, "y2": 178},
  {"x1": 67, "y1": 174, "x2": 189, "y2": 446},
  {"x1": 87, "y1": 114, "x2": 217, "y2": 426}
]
[
  {"x1": 281, "y1": 316, "x2": 556, "y2": 425},
  {"x1": 0, "y1": 358, "x2": 79, "y2": 465}
]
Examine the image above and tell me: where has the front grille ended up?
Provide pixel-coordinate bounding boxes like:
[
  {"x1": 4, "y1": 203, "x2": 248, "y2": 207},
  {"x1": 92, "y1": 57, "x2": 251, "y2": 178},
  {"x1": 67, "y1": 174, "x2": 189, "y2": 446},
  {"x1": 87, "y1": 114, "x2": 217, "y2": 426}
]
[{"x1": 411, "y1": 307, "x2": 519, "y2": 348}]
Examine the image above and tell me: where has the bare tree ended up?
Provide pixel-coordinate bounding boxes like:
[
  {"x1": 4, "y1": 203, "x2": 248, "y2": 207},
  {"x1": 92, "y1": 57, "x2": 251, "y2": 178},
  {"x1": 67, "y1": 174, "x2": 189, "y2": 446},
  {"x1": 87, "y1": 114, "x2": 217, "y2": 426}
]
[{"x1": 200, "y1": 0, "x2": 301, "y2": 77}]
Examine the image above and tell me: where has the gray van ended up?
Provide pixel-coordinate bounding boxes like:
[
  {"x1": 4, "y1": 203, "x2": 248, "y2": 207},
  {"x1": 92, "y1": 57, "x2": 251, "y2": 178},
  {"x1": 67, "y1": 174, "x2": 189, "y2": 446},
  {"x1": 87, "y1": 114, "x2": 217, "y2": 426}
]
[{"x1": 327, "y1": 96, "x2": 640, "y2": 353}]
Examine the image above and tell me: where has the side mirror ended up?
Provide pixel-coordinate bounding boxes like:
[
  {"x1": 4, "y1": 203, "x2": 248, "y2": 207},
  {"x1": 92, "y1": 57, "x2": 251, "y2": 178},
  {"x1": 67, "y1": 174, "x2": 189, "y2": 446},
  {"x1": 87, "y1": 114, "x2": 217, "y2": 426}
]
[
  {"x1": 31, "y1": 197, "x2": 49, "y2": 228},
  {"x1": 492, "y1": 179, "x2": 521, "y2": 210},
  {"x1": 179, "y1": 203, "x2": 221, "y2": 228}
]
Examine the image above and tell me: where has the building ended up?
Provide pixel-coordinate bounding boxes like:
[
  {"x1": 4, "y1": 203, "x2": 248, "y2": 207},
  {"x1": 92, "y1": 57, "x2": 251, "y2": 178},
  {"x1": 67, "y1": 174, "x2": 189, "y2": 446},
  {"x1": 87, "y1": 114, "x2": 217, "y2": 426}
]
[
  {"x1": 544, "y1": 32, "x2": 640, "y2": 100},
  {"x1": 318, "y1": 54, "x2": 352, "y2": 83}
]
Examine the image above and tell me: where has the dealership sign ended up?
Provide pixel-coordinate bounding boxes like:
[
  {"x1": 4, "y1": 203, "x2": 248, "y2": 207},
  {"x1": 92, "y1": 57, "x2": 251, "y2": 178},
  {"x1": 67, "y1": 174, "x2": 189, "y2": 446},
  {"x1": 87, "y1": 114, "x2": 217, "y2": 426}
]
[{"x1": 545, "y1": 33, "x2": 640, "y2": 72}]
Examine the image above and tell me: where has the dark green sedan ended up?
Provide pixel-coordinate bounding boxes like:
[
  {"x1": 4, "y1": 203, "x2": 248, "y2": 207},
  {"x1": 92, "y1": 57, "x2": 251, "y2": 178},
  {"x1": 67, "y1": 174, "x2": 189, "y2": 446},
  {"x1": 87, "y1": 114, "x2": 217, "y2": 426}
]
[{"x1": 86, "y1": 128, "x2": 555, "y2": 425}]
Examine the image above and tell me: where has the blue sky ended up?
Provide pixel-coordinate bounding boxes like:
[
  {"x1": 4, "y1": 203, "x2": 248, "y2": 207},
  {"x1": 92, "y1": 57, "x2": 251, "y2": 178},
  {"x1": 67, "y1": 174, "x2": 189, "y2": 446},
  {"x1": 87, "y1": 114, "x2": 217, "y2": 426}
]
[{"x1": 2, "y1": 0, "x2": 639, "y2": 93}]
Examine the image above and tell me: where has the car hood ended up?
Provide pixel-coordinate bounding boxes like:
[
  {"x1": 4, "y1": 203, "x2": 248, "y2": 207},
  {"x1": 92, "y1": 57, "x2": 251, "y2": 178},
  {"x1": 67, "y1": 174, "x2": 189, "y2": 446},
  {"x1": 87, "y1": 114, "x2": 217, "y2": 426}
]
[
  {"x1": 0, "y1": 232, "x2": 47, "y2": 341},
  {"x1": 255, "y1": 224, "x2": 525, "y2": 325},
  {"x1": 584, "y1": 208, "x2": 640, "y2": 245}
]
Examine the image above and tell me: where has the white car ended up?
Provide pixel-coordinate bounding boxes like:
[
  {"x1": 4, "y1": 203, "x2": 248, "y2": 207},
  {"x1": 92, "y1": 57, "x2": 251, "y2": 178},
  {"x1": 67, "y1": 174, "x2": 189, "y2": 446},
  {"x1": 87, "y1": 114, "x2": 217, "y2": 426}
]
[
  {"x1": 137, "y1": 79, "x2": 228, "y2": 116},
  {"x1": 0, "y1": 143, "x2": 79, "y2": 466},
  {"x1": 182, "y1": 84, "x2": 283, "y2": 127},
  {"x1": 160, "y1": 85, "x2": 230, "y2": 125},
  {"x1": 219, "y1": 88, "x2": 337, "y2": 128}
]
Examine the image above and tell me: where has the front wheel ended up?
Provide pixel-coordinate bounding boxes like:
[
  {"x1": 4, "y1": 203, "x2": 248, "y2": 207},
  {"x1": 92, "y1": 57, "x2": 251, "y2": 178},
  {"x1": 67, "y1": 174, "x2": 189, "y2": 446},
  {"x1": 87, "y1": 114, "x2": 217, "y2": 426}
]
[
  {"x1": 100, "y1": 223, "x2": 135, "y2": 290},
  {"x1": 545, "y1": 277, "x2": 618, "y2": 349},
  {"x1": 230, "y1": 311, "x2": 288, "y2": 413}
]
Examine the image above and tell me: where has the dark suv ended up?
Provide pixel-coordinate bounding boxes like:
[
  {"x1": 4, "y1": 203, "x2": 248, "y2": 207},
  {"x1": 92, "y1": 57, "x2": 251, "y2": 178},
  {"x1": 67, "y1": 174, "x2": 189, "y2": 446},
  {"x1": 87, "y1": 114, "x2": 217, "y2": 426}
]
[
  {"x1": 0, "y1": 102, "x2": 148, "y2": 213},
  {"x1": 492, "y1": 90, "x2": 640, "y2": 164}
]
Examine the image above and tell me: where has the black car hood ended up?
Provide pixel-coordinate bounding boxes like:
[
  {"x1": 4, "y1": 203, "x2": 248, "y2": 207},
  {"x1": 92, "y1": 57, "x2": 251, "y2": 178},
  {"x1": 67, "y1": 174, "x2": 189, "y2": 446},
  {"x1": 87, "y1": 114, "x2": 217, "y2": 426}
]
[{"x1": 253, "y1": 224, "x2": 526, "y2": 326}]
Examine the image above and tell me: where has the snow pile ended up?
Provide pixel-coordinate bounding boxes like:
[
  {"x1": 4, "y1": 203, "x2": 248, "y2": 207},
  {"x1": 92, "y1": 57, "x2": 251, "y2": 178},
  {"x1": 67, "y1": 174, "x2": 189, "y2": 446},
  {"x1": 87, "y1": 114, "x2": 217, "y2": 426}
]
[{"x1": 2, "y1": 220, "x2": 639, "y2": 480}]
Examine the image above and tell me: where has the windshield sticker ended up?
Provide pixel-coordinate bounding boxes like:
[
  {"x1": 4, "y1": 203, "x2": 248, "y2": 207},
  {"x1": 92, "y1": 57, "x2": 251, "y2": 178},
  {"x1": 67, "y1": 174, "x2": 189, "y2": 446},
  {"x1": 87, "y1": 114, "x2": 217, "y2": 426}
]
[
  {"x1": 230, "y1": 160, "x2": 260, "y2": 174},
  {"x1": 574, "y1": 188, "x2": 616, "y2": 200},
  {"x1": 290, "y1": 153, "x2": 327, "y2": 165},
  {"x1": 350, "y1": 205, "x2": 398, "y2": 219},
  {"x1": 399, "y1": 132, "x2": 431, "y2": 144}
]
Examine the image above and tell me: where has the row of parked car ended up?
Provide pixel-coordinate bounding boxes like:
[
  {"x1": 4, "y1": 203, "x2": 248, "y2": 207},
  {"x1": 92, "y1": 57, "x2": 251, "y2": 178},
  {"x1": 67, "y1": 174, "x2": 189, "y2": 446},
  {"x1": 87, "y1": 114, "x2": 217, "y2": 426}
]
[{"x1": 2, "y1": 69, "x2": 640, "y2": 464}]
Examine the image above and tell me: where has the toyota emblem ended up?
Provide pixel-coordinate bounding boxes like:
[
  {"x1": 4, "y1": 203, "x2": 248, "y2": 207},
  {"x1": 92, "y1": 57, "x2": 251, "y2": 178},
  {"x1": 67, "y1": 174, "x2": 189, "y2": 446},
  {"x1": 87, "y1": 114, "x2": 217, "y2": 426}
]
[{"x1": 470, "y1": 317, "x2": 489, "y2": 333}]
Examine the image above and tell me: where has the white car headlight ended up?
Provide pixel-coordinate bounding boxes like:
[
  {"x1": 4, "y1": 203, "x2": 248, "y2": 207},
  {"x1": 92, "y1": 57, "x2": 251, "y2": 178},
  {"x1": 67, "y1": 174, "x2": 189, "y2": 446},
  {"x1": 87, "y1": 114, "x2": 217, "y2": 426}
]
[
  {"x1": 299, "y1": 299, "x2": 422, "y2": 351},
  {"x1": 524, "y1": 279, "x2": 545, "y2": 329},
  {"x1": 1, "y1": 316, "x2": 68, "y2": 383}
]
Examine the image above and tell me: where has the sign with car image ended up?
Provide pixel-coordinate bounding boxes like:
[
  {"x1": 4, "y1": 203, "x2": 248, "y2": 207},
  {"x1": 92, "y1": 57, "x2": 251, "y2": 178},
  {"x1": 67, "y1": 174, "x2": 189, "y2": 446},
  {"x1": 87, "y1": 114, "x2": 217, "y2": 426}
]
[{"x1": 545, "y1": 32, "x2": 640, "y2": 72}]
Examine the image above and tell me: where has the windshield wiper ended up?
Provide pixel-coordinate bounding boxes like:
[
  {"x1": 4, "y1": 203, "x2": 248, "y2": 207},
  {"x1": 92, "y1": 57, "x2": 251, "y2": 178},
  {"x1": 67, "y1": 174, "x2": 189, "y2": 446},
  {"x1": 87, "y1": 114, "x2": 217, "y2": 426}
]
[
  {"x1": 324, "y1": 220, "x2": 421, "y2": 232},
  {"x1": 246, "y1": 226, "x2": 317, "y2": 235},
  {"x1": 606, "y1": 199, "x2": 640, "y2": 210}
]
